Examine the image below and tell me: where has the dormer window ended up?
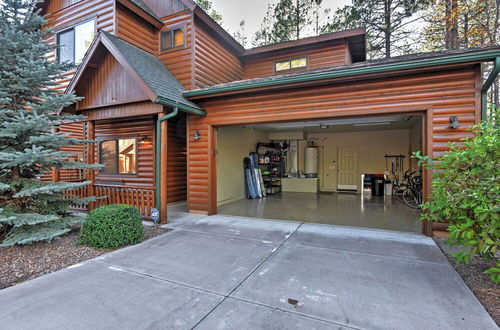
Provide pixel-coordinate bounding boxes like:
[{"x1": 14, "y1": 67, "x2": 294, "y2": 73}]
[
  {"x1": 57, "y1": 19, "x2": 96, "y2": 65},
  {"x1": 275, "y1": 57, "x2": 308, "y2": 72},
  {"x1": 160, "y1": 28, "x2": 185, "y2": 50}
]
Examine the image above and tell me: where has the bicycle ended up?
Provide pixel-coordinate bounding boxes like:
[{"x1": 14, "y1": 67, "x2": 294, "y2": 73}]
[{"x1": 393, "y1": 170, "x2": 423, "y2": 209}]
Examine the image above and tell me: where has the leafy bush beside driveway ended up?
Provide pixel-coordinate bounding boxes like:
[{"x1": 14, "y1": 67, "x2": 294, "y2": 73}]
[
  {"x1": 415, "y1": 108, "x2": 499, "y2": 282},
  {"x1": 80, "y1": 205, "x2": 144, "y2": 249}
]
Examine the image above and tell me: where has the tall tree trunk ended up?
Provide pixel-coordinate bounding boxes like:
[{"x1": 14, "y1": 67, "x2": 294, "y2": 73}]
[
  {"x1": 296, "y1": 0, "x2": 300, "y2": 39},
  {"x1": 445, "y1": 0, "x2": 459, "y2": 49},
  {"x1": 384, "y1": 0, "x2": 392, "y2": 57}
]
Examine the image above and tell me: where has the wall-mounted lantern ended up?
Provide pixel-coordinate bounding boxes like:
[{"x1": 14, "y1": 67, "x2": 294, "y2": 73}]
[
  {"x1": 449, "y1": 116, "x2": 460, "y2": 129},
  {"x1": 194, "y1": 131, "x2": 201, "y2": 141},
  {"x1": 138, "y1": 135, "x2": 150, "y2": 142}
]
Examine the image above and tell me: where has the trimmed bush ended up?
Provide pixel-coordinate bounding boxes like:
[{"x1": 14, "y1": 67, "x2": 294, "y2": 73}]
[{"x1": 80, "y1": 204, "x2": 144, "y2": 249}]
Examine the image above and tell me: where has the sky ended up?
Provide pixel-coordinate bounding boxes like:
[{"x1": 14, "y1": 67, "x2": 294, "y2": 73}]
[{"x1": 211, "y1": 0, "x2": 352, "y2": 45}]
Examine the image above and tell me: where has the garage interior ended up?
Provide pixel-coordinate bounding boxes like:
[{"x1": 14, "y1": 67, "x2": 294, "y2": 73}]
[{"x1": 216, "y1": 114, "x2": 423, "y2": 233}]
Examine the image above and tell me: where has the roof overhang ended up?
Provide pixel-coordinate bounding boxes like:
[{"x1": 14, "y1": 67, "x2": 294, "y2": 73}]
[
  {"x1": 184, "y1": 47, "x2": 500, "y2": 99},
  {"x1": 116, "y1": 0, "x2": 163, "y2": 29},
  {"x1": 241, "y1": 28, "x2": 366, "y2": 62}
]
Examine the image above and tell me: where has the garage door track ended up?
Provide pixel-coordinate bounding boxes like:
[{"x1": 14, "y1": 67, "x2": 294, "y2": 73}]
[{"x1": 0, "y1": 214, "x2": 496, "y2": 329}]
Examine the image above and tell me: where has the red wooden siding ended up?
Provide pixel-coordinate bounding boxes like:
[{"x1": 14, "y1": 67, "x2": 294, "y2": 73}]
[
  {"x1": 75, "y1": 52, "x2": 149, "y2": 110},
  {"x1": 167, "y1": 114, "x2": 187, "y2": 203},
  {"x1": 158, "y1": 11, "x2": 194, "y2": 89},
  {"x1": 116, "y1": 4, "x2": 158, "y2": 53},
  {"x1": 187, "y1": 66, "x2": 481, "y2": 214},
  {"x1": 45, "y1": 0, "x2": 115, "y2": 91},
  {"x1": 242, "y1": 41, "x2": 349, "y2": 79},
  {"x1": 59, "y1": 122, "x2": 85, "y2": 182},
  {"x1": 94, "y1": 118, "x2": 155, "y2": 187},
  {"x1": 193, "y1": 21, "x2": 243, "y2": 88}
]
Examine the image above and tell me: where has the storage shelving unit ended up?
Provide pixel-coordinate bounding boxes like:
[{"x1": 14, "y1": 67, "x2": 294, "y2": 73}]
[{"x1": 258, "y1": 153, "x2": 283, "y2": 195}]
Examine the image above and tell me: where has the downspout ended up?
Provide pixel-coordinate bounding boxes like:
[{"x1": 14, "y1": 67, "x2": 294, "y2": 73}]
[
  {"x1": 155, "y1": 107, "x2": 179, "y2": 217},
  {"x1": 481, "y1": 57, "x2": 500, "y2": 120}
]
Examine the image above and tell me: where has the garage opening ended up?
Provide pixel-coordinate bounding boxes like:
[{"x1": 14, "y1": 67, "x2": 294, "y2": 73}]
[{"x1": 215, "y1": 114, "x2": 424, "y2": 233}]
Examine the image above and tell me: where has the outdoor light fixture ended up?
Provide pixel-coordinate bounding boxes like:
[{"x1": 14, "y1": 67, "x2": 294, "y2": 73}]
[
  {"x1": 138, "y1": 135, "x2": 149, "y2": 142},
  {"x1": 194, "y1": 131, "x2": 201, "y2": 141},
  {"x1": 449, "y1": 116, "x2": 460, "y2": 129}
]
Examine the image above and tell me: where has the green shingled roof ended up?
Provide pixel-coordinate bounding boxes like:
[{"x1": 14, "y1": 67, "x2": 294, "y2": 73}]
[{"x1": 102, "y1": 32, "x2": 202, "y2": 113}]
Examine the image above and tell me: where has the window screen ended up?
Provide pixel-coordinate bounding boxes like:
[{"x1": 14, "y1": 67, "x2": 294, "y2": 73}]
[
  {"x1": 57, "y1": 20, "x2": 95, "y2": 65},
  {"x1": 100, "y1": 139, "x2": 137, "y2": 174},
  {"x1": 161, "y1": 28, "x2": 184, "y2": 50},
  {"x1": 57, "y1": 29, "x2": 75, "y2": 64},
  {"x1": 100, "y1": 140, "x2": 118, "y2": 174}
]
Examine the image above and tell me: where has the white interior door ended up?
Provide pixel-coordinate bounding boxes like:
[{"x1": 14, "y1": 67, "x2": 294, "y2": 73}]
[{"x1": 337, "y1": 147, "x2": 358, "y2": 191}]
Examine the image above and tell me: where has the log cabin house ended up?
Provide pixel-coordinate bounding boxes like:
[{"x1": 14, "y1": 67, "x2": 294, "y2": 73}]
[{"x1": 39, "y1": 0, "x2": 500, "y2": 236}]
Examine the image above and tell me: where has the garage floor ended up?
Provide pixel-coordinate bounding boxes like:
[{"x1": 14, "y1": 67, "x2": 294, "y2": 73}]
[
  {"x1": 218, "y1": 192, "x2": 422, "y2": 233},
  {"x1": 1, "y1": 214, "x2": 495, "y2": 329}
]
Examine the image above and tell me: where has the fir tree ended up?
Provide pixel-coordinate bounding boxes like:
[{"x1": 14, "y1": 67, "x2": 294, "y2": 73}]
[{"x1": 0, "y1": 0, "x2": 100, "y2": 246}]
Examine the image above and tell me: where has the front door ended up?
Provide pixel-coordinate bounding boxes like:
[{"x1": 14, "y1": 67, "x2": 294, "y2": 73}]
[{"x1": 337, "y1": 147, "x2": 358, "y2": 191}]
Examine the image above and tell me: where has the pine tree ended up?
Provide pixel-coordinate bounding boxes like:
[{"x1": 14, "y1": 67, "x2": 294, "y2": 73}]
[
  {"x1": 194, "y1": 0, "x2": 223, "y2": 25},
  {"x1": 323, "y1": 0, "x2": 429, "y2": 59},
  {"x1": 253, "y1": 0, "x2": 328, "y2": 47},
  {"x1": 0, "y1": 0, "x2": 100, "y2": 246}
]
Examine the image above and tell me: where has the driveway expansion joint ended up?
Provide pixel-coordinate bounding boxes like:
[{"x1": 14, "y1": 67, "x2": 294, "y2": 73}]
[{"x1": 190, "y1": 223, "x2": 305, "y2": 329}]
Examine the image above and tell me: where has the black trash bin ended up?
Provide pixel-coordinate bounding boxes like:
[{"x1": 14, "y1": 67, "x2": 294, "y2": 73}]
[{"x1": 371, "y1": 176, "x2": 385, "y2": 196}]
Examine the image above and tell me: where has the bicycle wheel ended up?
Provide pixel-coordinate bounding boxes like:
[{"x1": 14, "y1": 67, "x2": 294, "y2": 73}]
[
  {"x1": 403, "y1": 189, "x2": 421, "y2": 209},
  {"x1": 394, "y1": 185, "x2": 407, "y2": 203}
]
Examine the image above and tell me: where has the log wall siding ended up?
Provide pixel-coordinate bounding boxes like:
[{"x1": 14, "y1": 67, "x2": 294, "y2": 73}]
[
  {"x1": 193, "y1": 22, "x2": 243, "y2": 88},
  {"x1": 44, "y1": 0, "x2": 115, "y2": 91},
  {"x1": 166, "y1": 114, "x2": 187, "y2": 203},
  {"x1": 94, "y1": 118, "x2": 155, "y2": 187},
  {"x1": 116, "y1": 4, "x2": 158, "y2": 53},
  {"x1": 187, "y1": 66, "x2": 481, "y2": 213},
  {"x1": 242, "y1": 41, "x2": 349, "y2": 79},
  {"x1": 75, "y1": 52, "x2": 149, "y2": 110},
  {"x1": 158, "y1": 11, "x2": 194, "y2": 89}
]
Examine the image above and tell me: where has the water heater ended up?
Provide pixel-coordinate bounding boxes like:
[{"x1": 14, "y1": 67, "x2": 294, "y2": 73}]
[{"x1": 305, "y1": 147, "x2": 318, "y2": 178}]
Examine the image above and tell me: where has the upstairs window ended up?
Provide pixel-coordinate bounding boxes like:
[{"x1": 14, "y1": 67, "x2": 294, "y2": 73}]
[
  {"x1": 160, "y1": 28, "x2": 185, "y2": 50},
  {"x1": 57, "y1": 20, "x2": 96, "y2": 65},
  {"x1": 275, "y1": 57, "x2": 308, "y2": 72},
  {"x1": 99, "y1": 138, "x2": 137, "y2": 175}
]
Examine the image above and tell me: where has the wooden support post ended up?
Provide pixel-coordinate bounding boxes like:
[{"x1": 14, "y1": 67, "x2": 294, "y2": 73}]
[
  {"x1": 52, "y1": 127, "x2": 60, "y2": 182},
  {"x1": 159, "y1": 114, "x2": 169, "y2": 224},
  {"x1": 85, "y1": 121, "x2": 96, "y2": 210}
]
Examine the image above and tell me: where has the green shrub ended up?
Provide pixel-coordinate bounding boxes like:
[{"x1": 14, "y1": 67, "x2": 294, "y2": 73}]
[
  {"x1": 414, "y1": 107, "x2": 499, "y2": 283},
  {"x1": 80, "y1": 204, "x2": 144, "y2": 249}
]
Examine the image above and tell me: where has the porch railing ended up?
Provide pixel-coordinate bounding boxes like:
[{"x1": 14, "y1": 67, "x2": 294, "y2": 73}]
[
  {"x1": 64, "y1": 181, "x2": 88, "y2": 211},
  {"x1": 93, "y1": 184, "x2": 156, "y2": 218}
]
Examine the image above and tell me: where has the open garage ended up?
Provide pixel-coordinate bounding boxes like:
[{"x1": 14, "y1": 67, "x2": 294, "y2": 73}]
[{"x1": 215, "y1": 114, "x2": 424, "y2": 233}]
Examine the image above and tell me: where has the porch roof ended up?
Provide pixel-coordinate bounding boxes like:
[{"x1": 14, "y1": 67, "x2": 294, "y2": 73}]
[
  {"x1": 183, "y1": 46, "x2": 500, "y2": 99},
  {"x1": 65, "y1": 31, "x2": 204, "y2": 115}
]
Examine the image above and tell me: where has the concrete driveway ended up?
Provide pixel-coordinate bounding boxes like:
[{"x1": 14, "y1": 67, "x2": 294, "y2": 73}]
[{"x1": 0, "y1": 214, "x2": 496, "y2": 329}]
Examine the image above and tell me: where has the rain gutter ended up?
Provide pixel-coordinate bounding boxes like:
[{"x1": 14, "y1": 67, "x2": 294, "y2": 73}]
[{"x1": 481, "y1": 57, "x2": 500, "y2": 120}]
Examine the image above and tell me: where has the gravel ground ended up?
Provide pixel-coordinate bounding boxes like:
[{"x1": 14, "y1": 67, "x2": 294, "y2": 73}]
[
  {"x1": 0, "y1": 225, "x2": 170, "y2": 290},
  {"x1": 435, "y1": 238, "x2": 500, "y2": 325}
]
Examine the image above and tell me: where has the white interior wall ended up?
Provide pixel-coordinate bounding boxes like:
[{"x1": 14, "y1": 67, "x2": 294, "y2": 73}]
[
  {"x1": 217, "y1": 127, "x2": 269, "y2": 206},
  {"x1": 292, "y1": 129, "x2": 411, "y2": 191}
]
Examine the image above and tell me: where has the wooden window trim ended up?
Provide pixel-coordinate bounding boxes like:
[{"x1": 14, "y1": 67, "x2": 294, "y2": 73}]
[
  {"x1": 97, "y1": 136, "x2": 139, "y2": 176},
  {"x1": 274, "y1": 56, "x2": 309, "y2": 74},
  {"x1": 159, "y1": 25, "x2": 186, "y2": 53},
  {"x1": 55, "y1": 17, "x2": 97, "y2": 67}
]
